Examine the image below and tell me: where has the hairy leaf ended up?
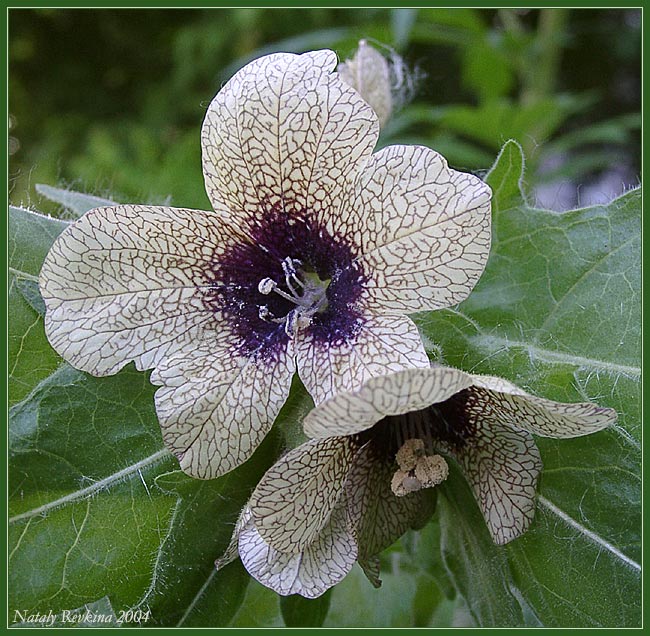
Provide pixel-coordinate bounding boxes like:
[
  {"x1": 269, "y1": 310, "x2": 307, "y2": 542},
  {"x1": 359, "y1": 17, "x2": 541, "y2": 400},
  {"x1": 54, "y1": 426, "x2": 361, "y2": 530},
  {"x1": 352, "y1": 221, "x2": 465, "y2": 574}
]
[
  {"x1": 7, "y1": 201, "x2": 309, "y2": 627},
  {"x1": 413, "y1": 140, "x2": 641, "y2": 627},
  {"x1": 8, "y1": 207, "x2": 69, "y2": 405},
  {"x1": 35, "y1": 183, "x2": 116, "y2": 217}
]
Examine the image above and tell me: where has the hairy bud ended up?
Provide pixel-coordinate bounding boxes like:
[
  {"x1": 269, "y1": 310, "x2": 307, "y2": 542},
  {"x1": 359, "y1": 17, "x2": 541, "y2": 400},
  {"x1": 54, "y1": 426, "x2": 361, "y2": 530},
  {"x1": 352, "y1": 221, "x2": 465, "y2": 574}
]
[{"x1": 337, "y1": 39, "x2": 416, "y2": 128}]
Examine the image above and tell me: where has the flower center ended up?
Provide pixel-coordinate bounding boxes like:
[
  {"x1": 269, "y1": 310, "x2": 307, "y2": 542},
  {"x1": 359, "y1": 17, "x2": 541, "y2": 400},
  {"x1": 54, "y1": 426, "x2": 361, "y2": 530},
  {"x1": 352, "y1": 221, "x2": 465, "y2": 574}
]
[
  {"x1": 203, "y1": 207, "x2": 367, "y2": 359},
  {"x1": 356, "y1": 389, "x2": 480, "y2": 497},
  {"x1": 257, "y1": 257, "x2": 330, "y2": 338}
]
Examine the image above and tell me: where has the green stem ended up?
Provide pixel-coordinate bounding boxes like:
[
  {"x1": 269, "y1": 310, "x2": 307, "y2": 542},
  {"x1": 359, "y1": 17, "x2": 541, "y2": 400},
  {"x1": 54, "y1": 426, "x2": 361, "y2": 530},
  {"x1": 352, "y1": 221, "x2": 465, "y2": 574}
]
[
  {"x1": 522, "y1": 8, "x2": 570, "y2": 106},
  {"x1": 519, "y1": 8, "x2": 570, "y2": 163}
]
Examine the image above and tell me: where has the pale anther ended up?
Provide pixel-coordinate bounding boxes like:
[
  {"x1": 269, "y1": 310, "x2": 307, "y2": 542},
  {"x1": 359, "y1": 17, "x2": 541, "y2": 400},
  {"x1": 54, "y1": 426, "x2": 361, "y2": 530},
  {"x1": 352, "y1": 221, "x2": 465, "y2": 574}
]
[
  {"x1": 395, "y1": 437, "x2": 426, "y2": 471},
  {"x1": 391, "y1": 438, "x2": 449, "y2": 497},
  {"x1": 258, "y1": 278, "x2": 276, "y2": 295}
]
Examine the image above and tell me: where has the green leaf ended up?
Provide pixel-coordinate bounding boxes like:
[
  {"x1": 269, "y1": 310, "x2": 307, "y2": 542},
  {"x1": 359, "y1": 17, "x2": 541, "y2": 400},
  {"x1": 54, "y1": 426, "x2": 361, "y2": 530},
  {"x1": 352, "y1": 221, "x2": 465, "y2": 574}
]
[
  {"x1": 483, "y1": 139, "x2": 526, "y2": 213},
  {"x1": 280, "y1": 589, "x2": 332, "y2": 627},
  {"x1": 7, "y1": 203, "x2": 311, "y2": 627},
  {"x1": 10, "y1": 365, "x2": 175, "y2": 611},
  {"x1": 436, "y1": 465, "x2": 540, "y2": 626},
  {"x1": 35, "y1": 183, "x2": 117, "y2": 217},
  {"x1": 8, "y1": 206, "x2": 69, "y2": 405},
  {"x1": 323, "y1": 549, "x2": 454, "y2": 627},
  {"x1": 413, "y1": 141, "x2": 641, "y2": 627},
  {"x1": 8, "y1": 357, "x2": 289, "y2": 626},
  {"x1": 8, "y1": 358, "x2": 288, "y2": 626},
  {"x1": 140, "y1": 433, "x2": 281, "y2": 628},
  {"x1": 15, "y1": 278, "x2": 46, "y2": 315},
  {"x1": 228, "y1": 580, "x2": 284, "y2": 627}
]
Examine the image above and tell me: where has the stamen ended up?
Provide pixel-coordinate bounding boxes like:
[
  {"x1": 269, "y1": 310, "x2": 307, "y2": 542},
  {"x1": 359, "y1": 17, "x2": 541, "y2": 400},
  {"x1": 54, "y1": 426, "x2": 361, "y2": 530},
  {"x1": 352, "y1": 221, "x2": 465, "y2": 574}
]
[
  {"x1": 273, "y1": 286, "x2": 310, "y2": 306},
  {"x1": 259, "y1": 305, "x2": 285, "y2": 324},
  {"x1": 391, "y1": 438, "x2": 449, "y2": 497},
  {"x1": 281, "y1": 256, "x2": 299, "y2": 277},
  {"x1": 395, "y1": 437, "x2": 425, "y2": 471},
  {"x1": 257, "y1": 270, "x2": 312, "y2": 308},
  {"x1": 255, "y1": 257, "x2": 329, "y2": 336},
  {"x1": 258, "y1": 278, "x2": 276, "y2": 295},
  {"x1": 282, "y1": 257, "x2": 305, "y2": 296},
  {"x1": 259, "y1": 305, "x2": 273, "y2": 320},
  {"x1": 284, "y1": 309, "x2": 299, "y2": 338}
]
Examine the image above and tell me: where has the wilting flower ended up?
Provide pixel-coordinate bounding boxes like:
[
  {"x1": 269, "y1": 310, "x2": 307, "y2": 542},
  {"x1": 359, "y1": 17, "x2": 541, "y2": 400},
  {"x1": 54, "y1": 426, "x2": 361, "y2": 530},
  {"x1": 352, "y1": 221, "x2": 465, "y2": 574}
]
[
  {"x1": 220, "y1": 365, "x2": 616, "y2": 597},
  {"x1": 39, "y1": 50, "x2": 491, "y2": 480}
]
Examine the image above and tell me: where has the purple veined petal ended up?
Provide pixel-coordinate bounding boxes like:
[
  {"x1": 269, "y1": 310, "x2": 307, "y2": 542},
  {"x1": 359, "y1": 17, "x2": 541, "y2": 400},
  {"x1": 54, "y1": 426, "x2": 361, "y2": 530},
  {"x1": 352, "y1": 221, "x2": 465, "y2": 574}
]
[
  {"x1": 303, "y1": 366, "x2": 473, "y2": 439},
  {"x1": 295, "y1": 314, "x2": 430, "y2": 406},
  {"x1": 342, "y1": 145, "x2": 492, "y2": 314},
  {"x1": 151, "y1": 328, "x2": 295, "y2": 480},
  {"x1": 436, "y1": 389, "x2": 544, "y2": 545},
  {"x1": 239, "y1": 500, "x2": 358, "y2": 599},
  {"x1": 249, "y1": 437, "x2": 356, "y2": 553},
  {"x1": 201, "y1": 49, "x2": 379, "y2": 233},
  {"x1": 39, "y1": 204, "x2": 243, "y2": 376},
  {"x1": 345, "y1": 442, "x2": 432, "y2": 560},
  {"x1": 471, "y1": 373, "x2": 618, "y2": 438}
]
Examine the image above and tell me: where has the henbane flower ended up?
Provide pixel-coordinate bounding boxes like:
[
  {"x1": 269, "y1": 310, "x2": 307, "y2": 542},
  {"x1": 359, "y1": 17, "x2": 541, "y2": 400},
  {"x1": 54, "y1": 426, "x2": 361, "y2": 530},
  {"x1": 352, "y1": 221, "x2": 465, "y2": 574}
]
[
  {"x1": 39, "y1": 50, "x2": 491, "y2": 480},
  {"x1": 220, "y1": 365, "x2": 616, "y2": 597}
]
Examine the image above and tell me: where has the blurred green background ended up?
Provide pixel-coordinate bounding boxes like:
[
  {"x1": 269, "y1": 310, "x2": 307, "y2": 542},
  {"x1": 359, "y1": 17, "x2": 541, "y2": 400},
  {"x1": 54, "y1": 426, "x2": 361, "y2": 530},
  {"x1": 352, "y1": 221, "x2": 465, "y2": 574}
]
[{"x1": 9, "y1": 8, "x2": 640, "y2": 217}]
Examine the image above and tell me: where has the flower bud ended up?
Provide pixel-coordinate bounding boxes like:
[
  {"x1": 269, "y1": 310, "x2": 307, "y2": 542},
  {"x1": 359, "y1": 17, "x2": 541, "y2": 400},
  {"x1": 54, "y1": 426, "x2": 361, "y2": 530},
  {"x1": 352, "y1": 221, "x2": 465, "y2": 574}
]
[{"x1": 337, "y1": 40, "x2": 396, "y2": 127}]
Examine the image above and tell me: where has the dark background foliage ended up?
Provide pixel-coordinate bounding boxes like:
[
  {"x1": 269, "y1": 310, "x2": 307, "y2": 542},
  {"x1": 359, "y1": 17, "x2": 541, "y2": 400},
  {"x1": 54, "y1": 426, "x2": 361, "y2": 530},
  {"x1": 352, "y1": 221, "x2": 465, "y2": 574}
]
[{"x1": 9, "y1": 8, "x2": 640, "y2": 214}]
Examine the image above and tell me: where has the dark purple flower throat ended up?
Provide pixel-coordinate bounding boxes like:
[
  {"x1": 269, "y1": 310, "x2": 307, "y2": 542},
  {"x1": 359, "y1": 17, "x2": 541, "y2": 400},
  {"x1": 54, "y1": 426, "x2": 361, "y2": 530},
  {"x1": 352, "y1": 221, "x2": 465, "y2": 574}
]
[
  {"x1": 203, "y1": 206, "x2": 367, "y2": 359},
  {"x1": 356, "y1": 387, "x2": 480, "y2": 462}
]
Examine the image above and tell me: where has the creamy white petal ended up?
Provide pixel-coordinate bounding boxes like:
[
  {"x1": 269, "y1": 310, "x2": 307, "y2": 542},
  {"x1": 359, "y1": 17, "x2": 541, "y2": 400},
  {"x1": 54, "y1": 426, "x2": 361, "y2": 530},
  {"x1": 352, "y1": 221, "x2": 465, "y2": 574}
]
[
  {"x1": 239, "y1": 501, "x2": 358, "y2": 599},
  {"x1": 151, "y1": 329, "x2": 295, "y2": 479},
  {"x1": 249, "y1": 437, "x2": 355, "y2": 552},
  {"x1": 469, "y1": 373, "x2": 528, "y2": 396},
  {"x1": 296, "y1": 314, "x2": 430, "y2": 407},
  {"x1": 471, "y1": 374, "x2": 617, "y2": 438},
  {"x1": 202, "y1": 50, "x2": 378, "y2": 228},
  {"x1": 343, "y1": 145, "x2": 491, "y2": 313},
  {"x1": 438, "y1": 388, "x2": 543, "y2": 545},
  {"x1": 346, "y1": 443, "x2": 430, "y2": 559},
  {"x1": 39, "y1": 204, "x2": 238, "y2": 376},
  {"x1": 303, "y1": 365, "x2": 473, "y2": 439}
]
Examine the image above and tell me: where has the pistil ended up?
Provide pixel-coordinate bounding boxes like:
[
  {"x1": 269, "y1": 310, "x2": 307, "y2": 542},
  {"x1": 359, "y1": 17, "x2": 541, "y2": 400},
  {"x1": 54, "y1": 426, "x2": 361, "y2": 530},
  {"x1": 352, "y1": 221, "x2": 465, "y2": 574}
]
[{"x1": 256, "y1": 256, "x2": 329, "y2": 338}]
